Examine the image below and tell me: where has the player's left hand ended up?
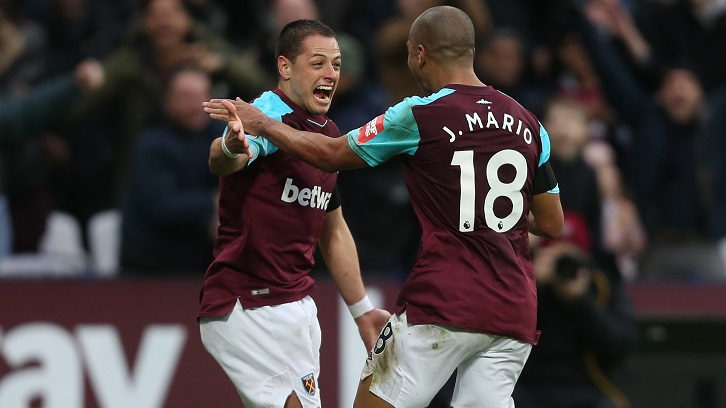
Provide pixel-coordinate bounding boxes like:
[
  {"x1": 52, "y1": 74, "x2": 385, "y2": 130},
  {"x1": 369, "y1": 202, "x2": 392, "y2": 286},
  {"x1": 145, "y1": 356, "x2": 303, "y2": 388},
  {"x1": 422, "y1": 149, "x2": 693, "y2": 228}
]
[
  {"x1": 203, "y1": 97, "x2": 268, "y2": 135},
  {"x1": 355, "y1": 308, "x2": 392, "y2": 352}
]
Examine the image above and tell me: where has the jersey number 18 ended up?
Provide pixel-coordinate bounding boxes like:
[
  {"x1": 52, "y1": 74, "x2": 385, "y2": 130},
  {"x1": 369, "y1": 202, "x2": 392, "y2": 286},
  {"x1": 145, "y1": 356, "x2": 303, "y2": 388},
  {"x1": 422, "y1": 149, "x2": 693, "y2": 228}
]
[{"x1": 451, "y1": 149, "x2": 527, "y2": 233}]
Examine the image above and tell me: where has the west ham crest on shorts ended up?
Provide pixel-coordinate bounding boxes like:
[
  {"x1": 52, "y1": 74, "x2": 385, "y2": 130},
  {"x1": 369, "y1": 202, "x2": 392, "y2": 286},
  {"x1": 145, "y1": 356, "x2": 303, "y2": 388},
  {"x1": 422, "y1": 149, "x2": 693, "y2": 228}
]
[{"x1": 302, "y1": 372, "x2": 316, "y2": 395}]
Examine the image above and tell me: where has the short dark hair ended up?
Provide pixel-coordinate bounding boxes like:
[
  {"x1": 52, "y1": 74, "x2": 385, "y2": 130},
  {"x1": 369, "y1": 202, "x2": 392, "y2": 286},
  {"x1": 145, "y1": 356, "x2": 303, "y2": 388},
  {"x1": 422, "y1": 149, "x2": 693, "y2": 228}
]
[
  {"x1": 275, "y1": 19, "x2": 336, "y2": 62},
  {"x1": 411, "y1": 6, "x2": 475, "y2": 63}
]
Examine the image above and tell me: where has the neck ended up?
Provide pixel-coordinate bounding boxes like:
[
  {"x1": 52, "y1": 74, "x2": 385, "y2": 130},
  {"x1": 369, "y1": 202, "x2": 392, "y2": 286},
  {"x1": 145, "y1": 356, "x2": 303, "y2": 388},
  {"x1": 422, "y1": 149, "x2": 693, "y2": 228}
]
[
  {"x1": 427, "y1": 66, "x2": 485, "y2": 93},
  {"x1": 277, "y1": 81, "x2": 299, "y2": 108}
]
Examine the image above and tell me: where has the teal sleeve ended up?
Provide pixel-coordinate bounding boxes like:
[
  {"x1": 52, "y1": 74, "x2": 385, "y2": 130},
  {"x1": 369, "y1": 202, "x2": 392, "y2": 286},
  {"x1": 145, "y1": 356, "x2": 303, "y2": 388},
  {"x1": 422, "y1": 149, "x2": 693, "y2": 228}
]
[
  {"x1": 345, "y1": 89, "x2": 455, "y2": 166},
  {"x1": 538, "y1": 123, "x2": 559, "y2": 194},
  {"x1": 246, "y1": 135, "x2": 276, "y2": 164},
  {"x1": 244, "y1": 91, "x2": 294, "y2": 164},
  {"x1": 219, "y1": 126, "x2": 275, "y2": 164},
  {"x1": 538, "y1": 123, "x2": 551, "y2": 166}
]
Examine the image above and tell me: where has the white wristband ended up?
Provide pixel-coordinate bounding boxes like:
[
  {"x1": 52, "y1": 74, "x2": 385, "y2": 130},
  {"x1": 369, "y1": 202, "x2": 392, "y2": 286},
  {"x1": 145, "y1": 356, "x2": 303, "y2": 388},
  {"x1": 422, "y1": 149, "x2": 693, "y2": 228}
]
[
  {"x1": 220, "y1": 136, "x2": 241, "y2": 158},
  {"x1": 348, "y1": 295, "x2": 374, "y2": 319}
]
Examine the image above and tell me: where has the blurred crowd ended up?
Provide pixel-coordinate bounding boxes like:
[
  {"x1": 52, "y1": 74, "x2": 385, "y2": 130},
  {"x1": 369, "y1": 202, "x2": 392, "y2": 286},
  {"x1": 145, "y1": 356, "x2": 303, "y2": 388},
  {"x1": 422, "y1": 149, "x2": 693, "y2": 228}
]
[{"x1": 1, "y1": 0, "x2": 725, "y2": 287}]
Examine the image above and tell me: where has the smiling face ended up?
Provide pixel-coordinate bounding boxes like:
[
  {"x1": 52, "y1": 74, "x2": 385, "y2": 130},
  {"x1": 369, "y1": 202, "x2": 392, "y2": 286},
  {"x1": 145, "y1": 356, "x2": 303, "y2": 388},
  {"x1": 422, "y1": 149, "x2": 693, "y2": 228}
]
[{"x1": 278, "y1": 34, "x2": 340, "y2": 115}]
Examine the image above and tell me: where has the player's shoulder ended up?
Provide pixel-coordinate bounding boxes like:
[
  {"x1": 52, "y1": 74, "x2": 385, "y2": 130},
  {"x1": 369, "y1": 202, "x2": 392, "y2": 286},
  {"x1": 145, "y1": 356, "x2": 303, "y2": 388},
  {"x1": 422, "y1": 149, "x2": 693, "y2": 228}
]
[
  {"x1": 398, "y1": 88, "x2": 457, "y2": 109},
  {"x1": 385, "y1": 88, "x2": 457, "y2": 125},
  {"x1": 251, "y1": 90, "x2": 293, "y2": 121}
]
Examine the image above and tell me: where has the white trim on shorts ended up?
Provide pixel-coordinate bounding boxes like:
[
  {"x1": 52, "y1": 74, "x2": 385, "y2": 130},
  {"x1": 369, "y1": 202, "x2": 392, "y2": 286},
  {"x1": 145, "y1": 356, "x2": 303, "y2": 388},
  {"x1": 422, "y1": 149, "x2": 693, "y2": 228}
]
[
  {"x1": 360, "y1": 311, "x2": 532, "y2": 408},
  {"x1": 200, "y1": 296, "x2": 322, "y2": 407}
]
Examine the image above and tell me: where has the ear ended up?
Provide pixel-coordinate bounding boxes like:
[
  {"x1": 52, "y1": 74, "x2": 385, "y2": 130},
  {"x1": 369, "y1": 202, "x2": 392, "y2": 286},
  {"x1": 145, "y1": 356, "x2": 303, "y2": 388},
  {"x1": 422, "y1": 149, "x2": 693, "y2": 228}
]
[
  {"x1": 417, "y1": 44, "x2": 427, "y2": 69},
  {"x1": 278, "y1": 56, "x2": 291, "y2": 79}
]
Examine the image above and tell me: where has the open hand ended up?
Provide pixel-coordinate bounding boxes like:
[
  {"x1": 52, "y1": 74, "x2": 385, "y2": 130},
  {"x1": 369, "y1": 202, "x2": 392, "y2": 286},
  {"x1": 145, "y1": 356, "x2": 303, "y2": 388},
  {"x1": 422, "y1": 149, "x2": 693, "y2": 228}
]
[
  {"x1": 203, "y1": 97, "x2": 268, "y2": 135},
  {"x1": 221, "y1": 99, "x2": 253, "y2": 158}
]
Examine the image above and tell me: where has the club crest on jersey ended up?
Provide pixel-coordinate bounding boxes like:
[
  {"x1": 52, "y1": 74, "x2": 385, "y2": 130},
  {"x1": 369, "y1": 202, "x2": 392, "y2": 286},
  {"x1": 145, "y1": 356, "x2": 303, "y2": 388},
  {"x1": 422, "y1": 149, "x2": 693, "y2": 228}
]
[
  {"x1": 301, "y1": 372, "x2": 316, "y2": 395},
  {"x1": 357, "y1": 114, "x2": 385, "y2": 144}
]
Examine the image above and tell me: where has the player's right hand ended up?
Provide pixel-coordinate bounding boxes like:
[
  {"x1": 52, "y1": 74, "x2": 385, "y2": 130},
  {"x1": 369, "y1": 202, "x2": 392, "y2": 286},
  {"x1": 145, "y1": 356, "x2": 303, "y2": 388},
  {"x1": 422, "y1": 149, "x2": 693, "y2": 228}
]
[
  {"x1": 204, "y1": 97, "x2": 269, "y2": 136},
  {"x1": 355, "y1": 308, "x2": 392, "y2": 352},
  {"x1": 204, "y1": 99, "x2": 237, "y2": 123}
]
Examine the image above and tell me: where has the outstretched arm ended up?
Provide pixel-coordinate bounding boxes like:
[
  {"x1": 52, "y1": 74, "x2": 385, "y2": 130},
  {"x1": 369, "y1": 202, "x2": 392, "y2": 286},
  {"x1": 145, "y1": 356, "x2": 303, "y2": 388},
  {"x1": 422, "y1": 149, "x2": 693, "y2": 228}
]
[
  {"x1": 207, "y1": 99, "x2": 368, "y2": 172},
  {"x1": 1, "y1": 59, "x2": 104, "y2": 144},
  {"x1": 319, "y1": 207, "x2": 391, "y2": 351},
  {"x1": 577, "y1": 3, "x2": 652, "y2": 125}
]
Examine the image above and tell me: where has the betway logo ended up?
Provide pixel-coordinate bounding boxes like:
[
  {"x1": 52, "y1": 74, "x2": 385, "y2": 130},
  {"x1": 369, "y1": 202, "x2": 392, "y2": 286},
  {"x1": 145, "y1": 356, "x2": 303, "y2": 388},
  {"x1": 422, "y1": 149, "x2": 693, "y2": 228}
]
[{"x1": 281, "y1": 178, "x2": 332, "y2": 210}]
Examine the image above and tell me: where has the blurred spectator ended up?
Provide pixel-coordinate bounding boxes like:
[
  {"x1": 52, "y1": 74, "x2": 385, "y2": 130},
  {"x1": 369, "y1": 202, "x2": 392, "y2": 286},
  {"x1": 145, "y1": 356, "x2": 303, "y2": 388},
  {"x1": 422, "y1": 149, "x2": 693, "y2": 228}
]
[
  {"x1": 579, "y1": 0, "x2": 726, "y2": 281},
  {"x1": 24, "y1": 0, "x2": 130, "y2": 255},
  {"x1": 207, "y1": 0, "x2": 322, "y2": 77},
  {"x1": 372, "y1": 0, "x2": 430, "y2": 102},
  {"x1": 183, "y1": 0, "x2": 228, "y2": 36},
  {"x1": 120, "y1": 68, "x2": 222, "y2": 276},
  {"x1": 483, "y1": 0, "x2": 582, "y2": 100},
  {"x1": 0, "y1": 2, "x2": 47, "y2": 95},
  {"x1": 485, "y1": 0, "x2": 575, "y2": 55},
  {"x1": 2, "y1": 0, "x2": 725, "y2": 285},
  {"x1": 583, "y1": 0, "x2": 657, "y2": 91},
  {"x1": 514, "y1": 239, "x2": 637, "y2": 408},
  {"x1": 336, "y1": 0, "x2": 398, "y2": 81},
  {"x1": 195, "y1": 0, "x2": 322, "y2": 62},
  {"x1": 0, "y1": 59, "x2": 105, "y2": 144},
  {"x1": 0, "y1": 1, "x2": 50, "y2": 254},
  {"x1": 78, "y1": 0, "x2": 270, "y2": 154},
  {"x1": 474, "y1": 27, "x2": 552, "y2": 116},
  {"x1": 553, "y1": 29, "x2": 616, "y2": 143},
  {"x1": 40, "y1": 0, "x2": 271, "y2": 251},
  {"x1": 33, "y1": 0, "x2": 131, "y2": 78},
  {"x1": 331, "y1": 161, "x2": 418, "y2": 279},
  {"x1": 209, "y1": 0, "x2": 273, "y2": 52},
  {"x1": 634, "y1": 0, "x2": 726, "y2": 91},
  {"x1": 540, "y1": 96, "x2": 645, "y2": 279},
  {"x1": 0, "y1": 59, "x2": 104, "y2": 260},
  {"x1": 373, "y1": 0, "x2": 491, "y2": 103}
]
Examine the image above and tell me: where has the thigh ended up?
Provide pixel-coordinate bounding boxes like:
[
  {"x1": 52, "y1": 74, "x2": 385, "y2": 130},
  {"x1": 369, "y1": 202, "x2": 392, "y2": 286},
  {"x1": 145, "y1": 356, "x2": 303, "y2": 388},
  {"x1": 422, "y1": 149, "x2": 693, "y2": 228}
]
[
  {"x1": 358, "y1": 312, "x2": 480, "y2": 408},
  {"x1": 199, "y1": 297, "x2": 322, "y2": 408},
  {"x1": 451, "y1": 336, "x2": 532, "y2": 408}
]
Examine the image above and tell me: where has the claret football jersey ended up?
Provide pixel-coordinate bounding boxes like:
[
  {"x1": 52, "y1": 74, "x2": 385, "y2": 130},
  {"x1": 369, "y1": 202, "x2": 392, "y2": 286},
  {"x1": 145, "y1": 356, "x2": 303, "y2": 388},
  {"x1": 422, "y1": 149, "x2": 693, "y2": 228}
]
[
  {"x1": 347, "y1": 84, "x2": 558, "y2": 344},
  {"x1": 199, "y1": 89, "x2": 341, "y2": 317}
]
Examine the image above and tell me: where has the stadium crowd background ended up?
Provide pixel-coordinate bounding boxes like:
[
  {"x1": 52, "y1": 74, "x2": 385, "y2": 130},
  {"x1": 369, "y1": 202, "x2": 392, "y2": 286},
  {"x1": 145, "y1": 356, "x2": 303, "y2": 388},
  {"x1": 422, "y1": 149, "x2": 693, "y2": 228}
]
[{"x1": 2, "y1": 0, "x2": 725, "y2": 283}]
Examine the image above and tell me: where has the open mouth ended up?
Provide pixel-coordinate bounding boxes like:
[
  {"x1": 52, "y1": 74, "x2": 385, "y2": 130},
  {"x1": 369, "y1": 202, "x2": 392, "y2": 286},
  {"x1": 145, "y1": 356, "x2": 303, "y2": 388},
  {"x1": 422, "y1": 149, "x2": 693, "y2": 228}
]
[{"x1": 313, "y1": 85, "x2": 333, "y2": 102}]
